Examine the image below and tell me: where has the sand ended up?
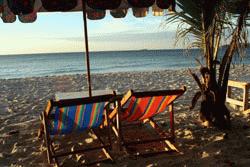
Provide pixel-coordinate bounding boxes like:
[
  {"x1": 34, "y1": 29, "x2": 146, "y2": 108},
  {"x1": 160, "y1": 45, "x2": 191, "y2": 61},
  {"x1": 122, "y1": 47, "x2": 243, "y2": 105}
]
[{"x1": 0, "y1": 65, "x2": 249, "y2": 166}]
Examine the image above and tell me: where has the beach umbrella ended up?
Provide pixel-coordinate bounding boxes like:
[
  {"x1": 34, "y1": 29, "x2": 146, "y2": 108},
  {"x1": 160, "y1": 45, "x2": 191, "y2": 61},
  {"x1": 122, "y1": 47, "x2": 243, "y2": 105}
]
[{"x1": 0, "y1": 0, "x2": 176, "y2": 96}]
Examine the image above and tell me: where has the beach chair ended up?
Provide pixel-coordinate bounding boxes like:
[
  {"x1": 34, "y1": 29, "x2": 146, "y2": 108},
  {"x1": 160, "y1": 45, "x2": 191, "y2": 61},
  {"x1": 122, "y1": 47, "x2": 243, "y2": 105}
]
[
  {"x1": 109, "y1": 86, "x2": 186, "y2": 156},
  {"x1": 39, "y1": 92, "x2": 116, "y2": 166}
]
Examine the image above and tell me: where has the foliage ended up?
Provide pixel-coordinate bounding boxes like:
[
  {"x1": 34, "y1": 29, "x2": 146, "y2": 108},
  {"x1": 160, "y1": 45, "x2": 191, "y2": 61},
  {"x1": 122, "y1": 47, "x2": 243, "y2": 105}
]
[{"x1": 166, "y1": 0, "x2": 249, "y2": 128}]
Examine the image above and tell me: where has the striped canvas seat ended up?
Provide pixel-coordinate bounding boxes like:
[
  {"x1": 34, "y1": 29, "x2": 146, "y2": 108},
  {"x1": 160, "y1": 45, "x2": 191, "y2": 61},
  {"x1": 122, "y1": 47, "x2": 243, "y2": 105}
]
[
  {"x1": 110, "y1": 87, "x2": 186, "y2": 156},
  {"x1": 49, "y1": 102, "x2": 106, "y2": 135},
  {"x1": 121, "y1": 95, "x2": 178, "y2": 122},
  {"x1": 39, "y1": 91, "x2": 116, "y2": 165}
]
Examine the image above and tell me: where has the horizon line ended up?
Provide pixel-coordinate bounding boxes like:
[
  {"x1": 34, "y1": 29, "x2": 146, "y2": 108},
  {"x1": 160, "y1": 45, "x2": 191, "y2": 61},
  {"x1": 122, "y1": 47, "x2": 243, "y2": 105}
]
[{"x1": 0, "y1": 48, "x2": 201, "y2": 56}]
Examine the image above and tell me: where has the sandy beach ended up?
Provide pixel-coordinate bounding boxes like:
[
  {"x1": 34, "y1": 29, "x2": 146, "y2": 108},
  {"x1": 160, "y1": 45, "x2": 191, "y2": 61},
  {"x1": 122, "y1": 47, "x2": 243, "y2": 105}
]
[{"x1": 0, "y1": 65, "x2": 250, "y2": 166}]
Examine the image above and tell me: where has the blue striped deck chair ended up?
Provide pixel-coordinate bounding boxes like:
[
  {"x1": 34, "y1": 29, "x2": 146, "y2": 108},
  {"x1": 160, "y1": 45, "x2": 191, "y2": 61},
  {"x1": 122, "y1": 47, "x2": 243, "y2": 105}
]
[
  {"x1": 109, "y1": 86, "x2": 186, "y2": 156},
  {"x1": 39, "y1": 91, "x2": 116, "y2": 166}
]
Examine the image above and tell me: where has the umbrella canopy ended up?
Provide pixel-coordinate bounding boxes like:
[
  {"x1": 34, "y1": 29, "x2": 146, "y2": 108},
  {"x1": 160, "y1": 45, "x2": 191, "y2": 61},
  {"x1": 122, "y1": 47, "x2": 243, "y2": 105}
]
[
  {"x1": 0, "y1": 0, "x2": 176, "y2": 96},
  {"x1": 0, "y1": 0, "x2": 176, "y2": 23}
]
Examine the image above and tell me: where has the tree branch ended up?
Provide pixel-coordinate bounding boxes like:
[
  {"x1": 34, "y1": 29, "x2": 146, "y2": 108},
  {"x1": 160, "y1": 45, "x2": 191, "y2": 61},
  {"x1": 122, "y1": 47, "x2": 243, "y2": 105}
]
[
  {"x1": 188, "y1": 68, "x2": 203, "y2": 90},
  {"x1": 218, "y1": 4, "x2": 248, "y2": 87}
]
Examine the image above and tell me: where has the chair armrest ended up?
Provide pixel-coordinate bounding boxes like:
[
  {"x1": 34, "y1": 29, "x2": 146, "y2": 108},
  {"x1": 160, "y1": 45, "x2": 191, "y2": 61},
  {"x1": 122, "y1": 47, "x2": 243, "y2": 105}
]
[{"x1": 44, "y1": 100, "x2": 53, "y2": 117}]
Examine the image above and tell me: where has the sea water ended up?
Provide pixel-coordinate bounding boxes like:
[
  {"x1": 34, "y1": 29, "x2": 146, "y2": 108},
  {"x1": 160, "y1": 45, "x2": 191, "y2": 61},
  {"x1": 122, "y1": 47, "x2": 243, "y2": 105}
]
[{"x1": 0, "y1": 49, "x2": 249, "y2": 79}]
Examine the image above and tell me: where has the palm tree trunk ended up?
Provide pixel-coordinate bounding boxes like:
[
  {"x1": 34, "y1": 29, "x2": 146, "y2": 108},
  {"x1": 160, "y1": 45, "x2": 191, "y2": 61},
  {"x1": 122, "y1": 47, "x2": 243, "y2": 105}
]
[{"x1": 199, "y1": 5, "x2": 248, "y2": 129}]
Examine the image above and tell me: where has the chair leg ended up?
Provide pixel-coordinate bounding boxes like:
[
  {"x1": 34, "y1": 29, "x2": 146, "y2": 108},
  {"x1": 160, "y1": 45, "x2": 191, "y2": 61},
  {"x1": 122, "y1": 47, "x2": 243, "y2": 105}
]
[
  {"x1": 152, "y1": 119, "x2": 179, "y2": 152},
  {"x1": 169, "y1": 103, "x2": 175, "y2": 142},
  {"x1": 116, "y1": 110, "x2": 123, "y2": 151},
  {"x1": 107, "y1": 116, "x2": 112, "y2": 150},
  {"x1": 91, "y1": 129, "x2": 113, "y2": 163},
  {"x1": 37, "y1": 114, "x2": 44, "y2": 139},
  {"x1": 48, "y1": 139, "x2": 61, "y2": 166},
  {"x1": 104, "y1": 109, "x2": 112, "y2": 150},
  {"x1": 42, "y1": 112, "x2": 53, "y2": 164}
]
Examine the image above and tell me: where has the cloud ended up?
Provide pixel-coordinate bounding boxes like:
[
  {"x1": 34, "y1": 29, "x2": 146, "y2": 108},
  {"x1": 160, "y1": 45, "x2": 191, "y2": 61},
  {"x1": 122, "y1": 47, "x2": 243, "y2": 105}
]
[
  {"x1": 87, "y1": 31, "x2": 179, "y2": 51},
  {"x1": 52, "y1": 31, "x2": 175, "y2": 43},
  {"x1": 0, "y1": 11, "x2": 181, "y2": 55}
]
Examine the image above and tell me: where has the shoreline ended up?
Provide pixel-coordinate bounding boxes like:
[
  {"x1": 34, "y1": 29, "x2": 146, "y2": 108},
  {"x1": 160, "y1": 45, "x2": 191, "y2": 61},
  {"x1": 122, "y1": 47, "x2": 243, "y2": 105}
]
[
  {"x1": 0, "y1": 66, "x2": 249, "y2": 166},
  {"x1": 0, "y1": 67, "x2": 194, "y2": 80},
  {"x1": 0, "y1": 64, "x2": 249, "y2": 81}
]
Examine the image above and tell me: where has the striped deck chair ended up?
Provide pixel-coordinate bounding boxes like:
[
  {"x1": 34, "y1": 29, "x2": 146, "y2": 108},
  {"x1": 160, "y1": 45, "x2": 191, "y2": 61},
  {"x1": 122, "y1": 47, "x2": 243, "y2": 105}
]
[
  {"x1": 39, "y1": 92, "x2": 116, "y2": 166},
  {"x1": 109, "y1": 86, "x2": 186, "y2": 156}
]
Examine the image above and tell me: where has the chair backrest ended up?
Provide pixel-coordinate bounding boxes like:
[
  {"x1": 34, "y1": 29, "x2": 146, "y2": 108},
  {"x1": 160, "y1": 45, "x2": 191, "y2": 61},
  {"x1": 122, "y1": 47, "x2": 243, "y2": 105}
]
[
  {"x1": 48, "y1": 94, "x2": 115, "y2": 135},
  {"x1": 120, "y1": 87, "x2": 186, "y2": 122}
]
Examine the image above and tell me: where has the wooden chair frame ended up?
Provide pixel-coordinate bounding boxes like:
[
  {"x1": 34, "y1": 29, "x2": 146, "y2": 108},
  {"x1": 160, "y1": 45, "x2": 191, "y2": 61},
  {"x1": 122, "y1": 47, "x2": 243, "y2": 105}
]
[
  {"x1": 226, "y1": 80, "x2": 250, "y2": 111},
  {"x1": 110, "y1": 87, "x2": 186, "y2": 156},
  {"x1": 39, "y1": 93, "x2": 116, "y2": 166}
]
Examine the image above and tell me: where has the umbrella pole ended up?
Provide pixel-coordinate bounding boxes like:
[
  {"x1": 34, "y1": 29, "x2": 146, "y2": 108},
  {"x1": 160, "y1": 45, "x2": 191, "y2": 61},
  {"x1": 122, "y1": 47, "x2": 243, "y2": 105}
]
[{"x1": 82, "y1": 0, "x2": 92, "y2": 97}]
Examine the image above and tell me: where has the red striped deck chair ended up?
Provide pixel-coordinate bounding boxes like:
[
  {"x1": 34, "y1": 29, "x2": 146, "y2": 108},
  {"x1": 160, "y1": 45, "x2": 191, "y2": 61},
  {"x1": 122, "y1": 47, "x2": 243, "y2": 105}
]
[
  {"x1": 109, "y1": 86, "x2": 186, "y2": 156},
  {"x1": 39, "y1": 92, "x2": 116, "y2": 166}
]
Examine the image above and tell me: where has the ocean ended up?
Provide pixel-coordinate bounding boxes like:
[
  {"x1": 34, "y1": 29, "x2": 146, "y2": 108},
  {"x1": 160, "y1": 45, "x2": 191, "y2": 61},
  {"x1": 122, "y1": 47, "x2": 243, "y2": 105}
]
[{"x1": 0, "y1": 49, "x2": 249, "y2": 79}]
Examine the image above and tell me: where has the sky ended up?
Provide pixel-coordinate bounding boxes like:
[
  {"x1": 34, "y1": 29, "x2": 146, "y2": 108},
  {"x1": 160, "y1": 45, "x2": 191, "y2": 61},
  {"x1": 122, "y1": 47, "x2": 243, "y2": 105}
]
[{"x1": 0, "y1": 9, "x2": 179, "y2": 55}]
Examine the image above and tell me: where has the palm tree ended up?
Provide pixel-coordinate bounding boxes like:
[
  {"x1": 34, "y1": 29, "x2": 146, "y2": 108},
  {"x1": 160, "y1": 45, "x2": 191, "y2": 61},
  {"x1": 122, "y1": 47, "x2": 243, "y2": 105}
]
[{"x1": 166, "y1": 0, "x2": 249, "y2": 129}]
